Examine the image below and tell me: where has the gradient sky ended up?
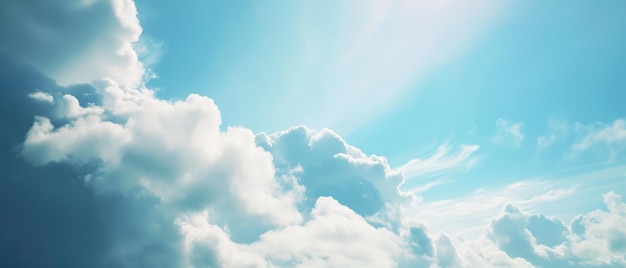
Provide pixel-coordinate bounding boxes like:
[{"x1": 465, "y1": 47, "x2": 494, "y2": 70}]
[{"x1": 1, "y1": 0, "x2": 626, "y2": 267}]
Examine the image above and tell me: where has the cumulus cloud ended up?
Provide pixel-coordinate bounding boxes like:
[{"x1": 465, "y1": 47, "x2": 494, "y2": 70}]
[
  {"x1": 494, "y1": 119, "x2": 525, "y2": 147},
  {"x1": 0, "y1": 0, "x2": 144, "y2": 86},
  {"x1": 10, "y1": 62, "x2": 626, "y2": 267},
  {"x1": 445, "y1": 191, "x2": 626, "y2": 267},
  {"x1": 21, "y1": 80, "x2": 303, "y2": 241},
  {"x1": 251, "y1": 197, "x2": 405, "y2": 267},
  {"x1": 256, "y1": 127, "x2": 414, "y2": 216},
  {"x1": 14, "y1": 72, "x2": 474, "y2": 267}
]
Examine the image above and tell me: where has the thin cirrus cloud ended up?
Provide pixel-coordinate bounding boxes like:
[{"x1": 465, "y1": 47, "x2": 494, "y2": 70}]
[
  {"x1": 537, "y1": 117, "x2": 570, "y2": 149},
  {"x1": 2, "y1": 0, "x2": 626, "y2": 267},
  {"x1": 399, "y1": 144, "x2": 480, "y2": 180},
  {"x1": 573, "y1": 119, "x2": 626, "y2": 155}
]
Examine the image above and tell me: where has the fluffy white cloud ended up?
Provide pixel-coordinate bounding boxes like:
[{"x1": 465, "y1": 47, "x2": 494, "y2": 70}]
[
  {"x1": 22, "y1": 80, "x2": 302, "y2": 238},
  {"x1": 0, "y1": 0, "x2": 144, "y2": 86},
  {"x1": 251, "y1": 196, "x2": 405, "y2": 267},
  {"x1": 474, "y1": 192, "x2": 626, "y2": 267},
  {"x1": 18, "y1": 80, "x2": 477, "y2": 267},
  {"x1": 494, "y1": 119, "x2": 525, "y2": 147},
  {"x1": 28, "y1": 91, "x2": 54, "y2": 103},
  {"x1": 256, "y1": 126, "x2": 414, "y2": 216},
  {"x1": 568, "y1": 192, "x2": 626, "y2": 266}
]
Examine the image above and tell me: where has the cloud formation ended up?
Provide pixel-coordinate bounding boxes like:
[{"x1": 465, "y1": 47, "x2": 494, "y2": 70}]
[
  {"x1": 484, "y1": 192, "x2": 626, "y2": 267},
  {"x1": 21, "y1": 80, "x2": 303, "y2": 242},
  {"x1": 15, "y1": 77, "x2": 462, "y2": 266},
  {"x1": 13, "y1": 71, "x2": 626, "y2": 267}
]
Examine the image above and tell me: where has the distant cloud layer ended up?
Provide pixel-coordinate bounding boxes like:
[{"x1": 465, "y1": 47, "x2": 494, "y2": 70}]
[{"x1": 1, "y1": 0, "x2": 625, "y2": 267}]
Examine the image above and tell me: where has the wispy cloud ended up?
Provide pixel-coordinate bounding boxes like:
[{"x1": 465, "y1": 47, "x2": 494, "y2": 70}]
[
  {"x1": 537, "y1": 117, "x2": 570, "y2": 149},
  {"x1": 406, "y1": 179, "x2": 577, "y2": 237},
  {"x1": 537, "y1": 118, "x2": 626, "y2": 160},
  {"x1": 494, "y1": 119, "x2": 525, "y2": 147},
  {"x1": 573, "y1": 119, "x2": 626, "y2": 155},
  {"x1": 399, "y1": 144, "x2": 479, "y2": 179}
]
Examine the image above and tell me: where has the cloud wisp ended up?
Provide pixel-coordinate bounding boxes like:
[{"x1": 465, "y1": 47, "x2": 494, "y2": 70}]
[
  {"x1": 494, "y1": 119, "x2": 525, "y2": 147},
  {"x1": 400, "y1": 144, "x2": 479, "y2": 180},
  {"x1": 536, "y1": 118, "x2": 626, "y2": 160}
]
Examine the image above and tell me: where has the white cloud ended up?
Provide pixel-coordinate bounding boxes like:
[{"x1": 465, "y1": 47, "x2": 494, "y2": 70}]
[
  {"x1": 406, "y1": 180, "x2": 577, "y2": 238},
  {"x1": 22, "y1": 80, "x2": 302, "y2": 236},
  {"x1": 19, "y1": 81, "x2": 626, "y2": 267},
  {"x1": 22, "y1": 80, "x2": 454, "y2": 267},
  {"x1": 568, "y1": 192, "x2": 626, "y2": 266},
  {"x1": 256, "y1": 126, "x2": 415, "y2": 215},
  {"x1": 251, "y1": 197, "x2": 405, "y2": 267},
  {"x1": 28, "y1": 91, "x2": 54, "y2": 103},
  {"x1": 494, "y1": 119, "x2": 525, "y2": 147},
  {"x1": 434, "y1": 191, "x2": 626, "y2": 267},
  {"x1": 18, "y1": 79, "x2": 481, "y2": 267},
  {"x1": 0, "y1": 0, "x2": 144, "y2": 86},
  {"x1": 486, "y1": 192, "x2": 626, "y2": 267}
]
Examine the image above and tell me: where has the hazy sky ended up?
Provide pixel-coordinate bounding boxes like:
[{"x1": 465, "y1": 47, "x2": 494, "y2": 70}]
[{"x1": 1, "y1": 0, "x2": 625, "y2": 267}]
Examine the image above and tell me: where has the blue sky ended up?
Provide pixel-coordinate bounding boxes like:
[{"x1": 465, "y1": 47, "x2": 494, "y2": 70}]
[
  {"x1": 135, "y1": 0, "x2": 626, "y2": 217},
  {"x1": 1, "y1": 0, "x2": 626, "y2": 267}
]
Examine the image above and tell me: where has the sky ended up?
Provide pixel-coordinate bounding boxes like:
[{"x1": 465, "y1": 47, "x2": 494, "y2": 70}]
[{"x1": 1, "y1": 0, "x2": 625, "y2": 267}]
